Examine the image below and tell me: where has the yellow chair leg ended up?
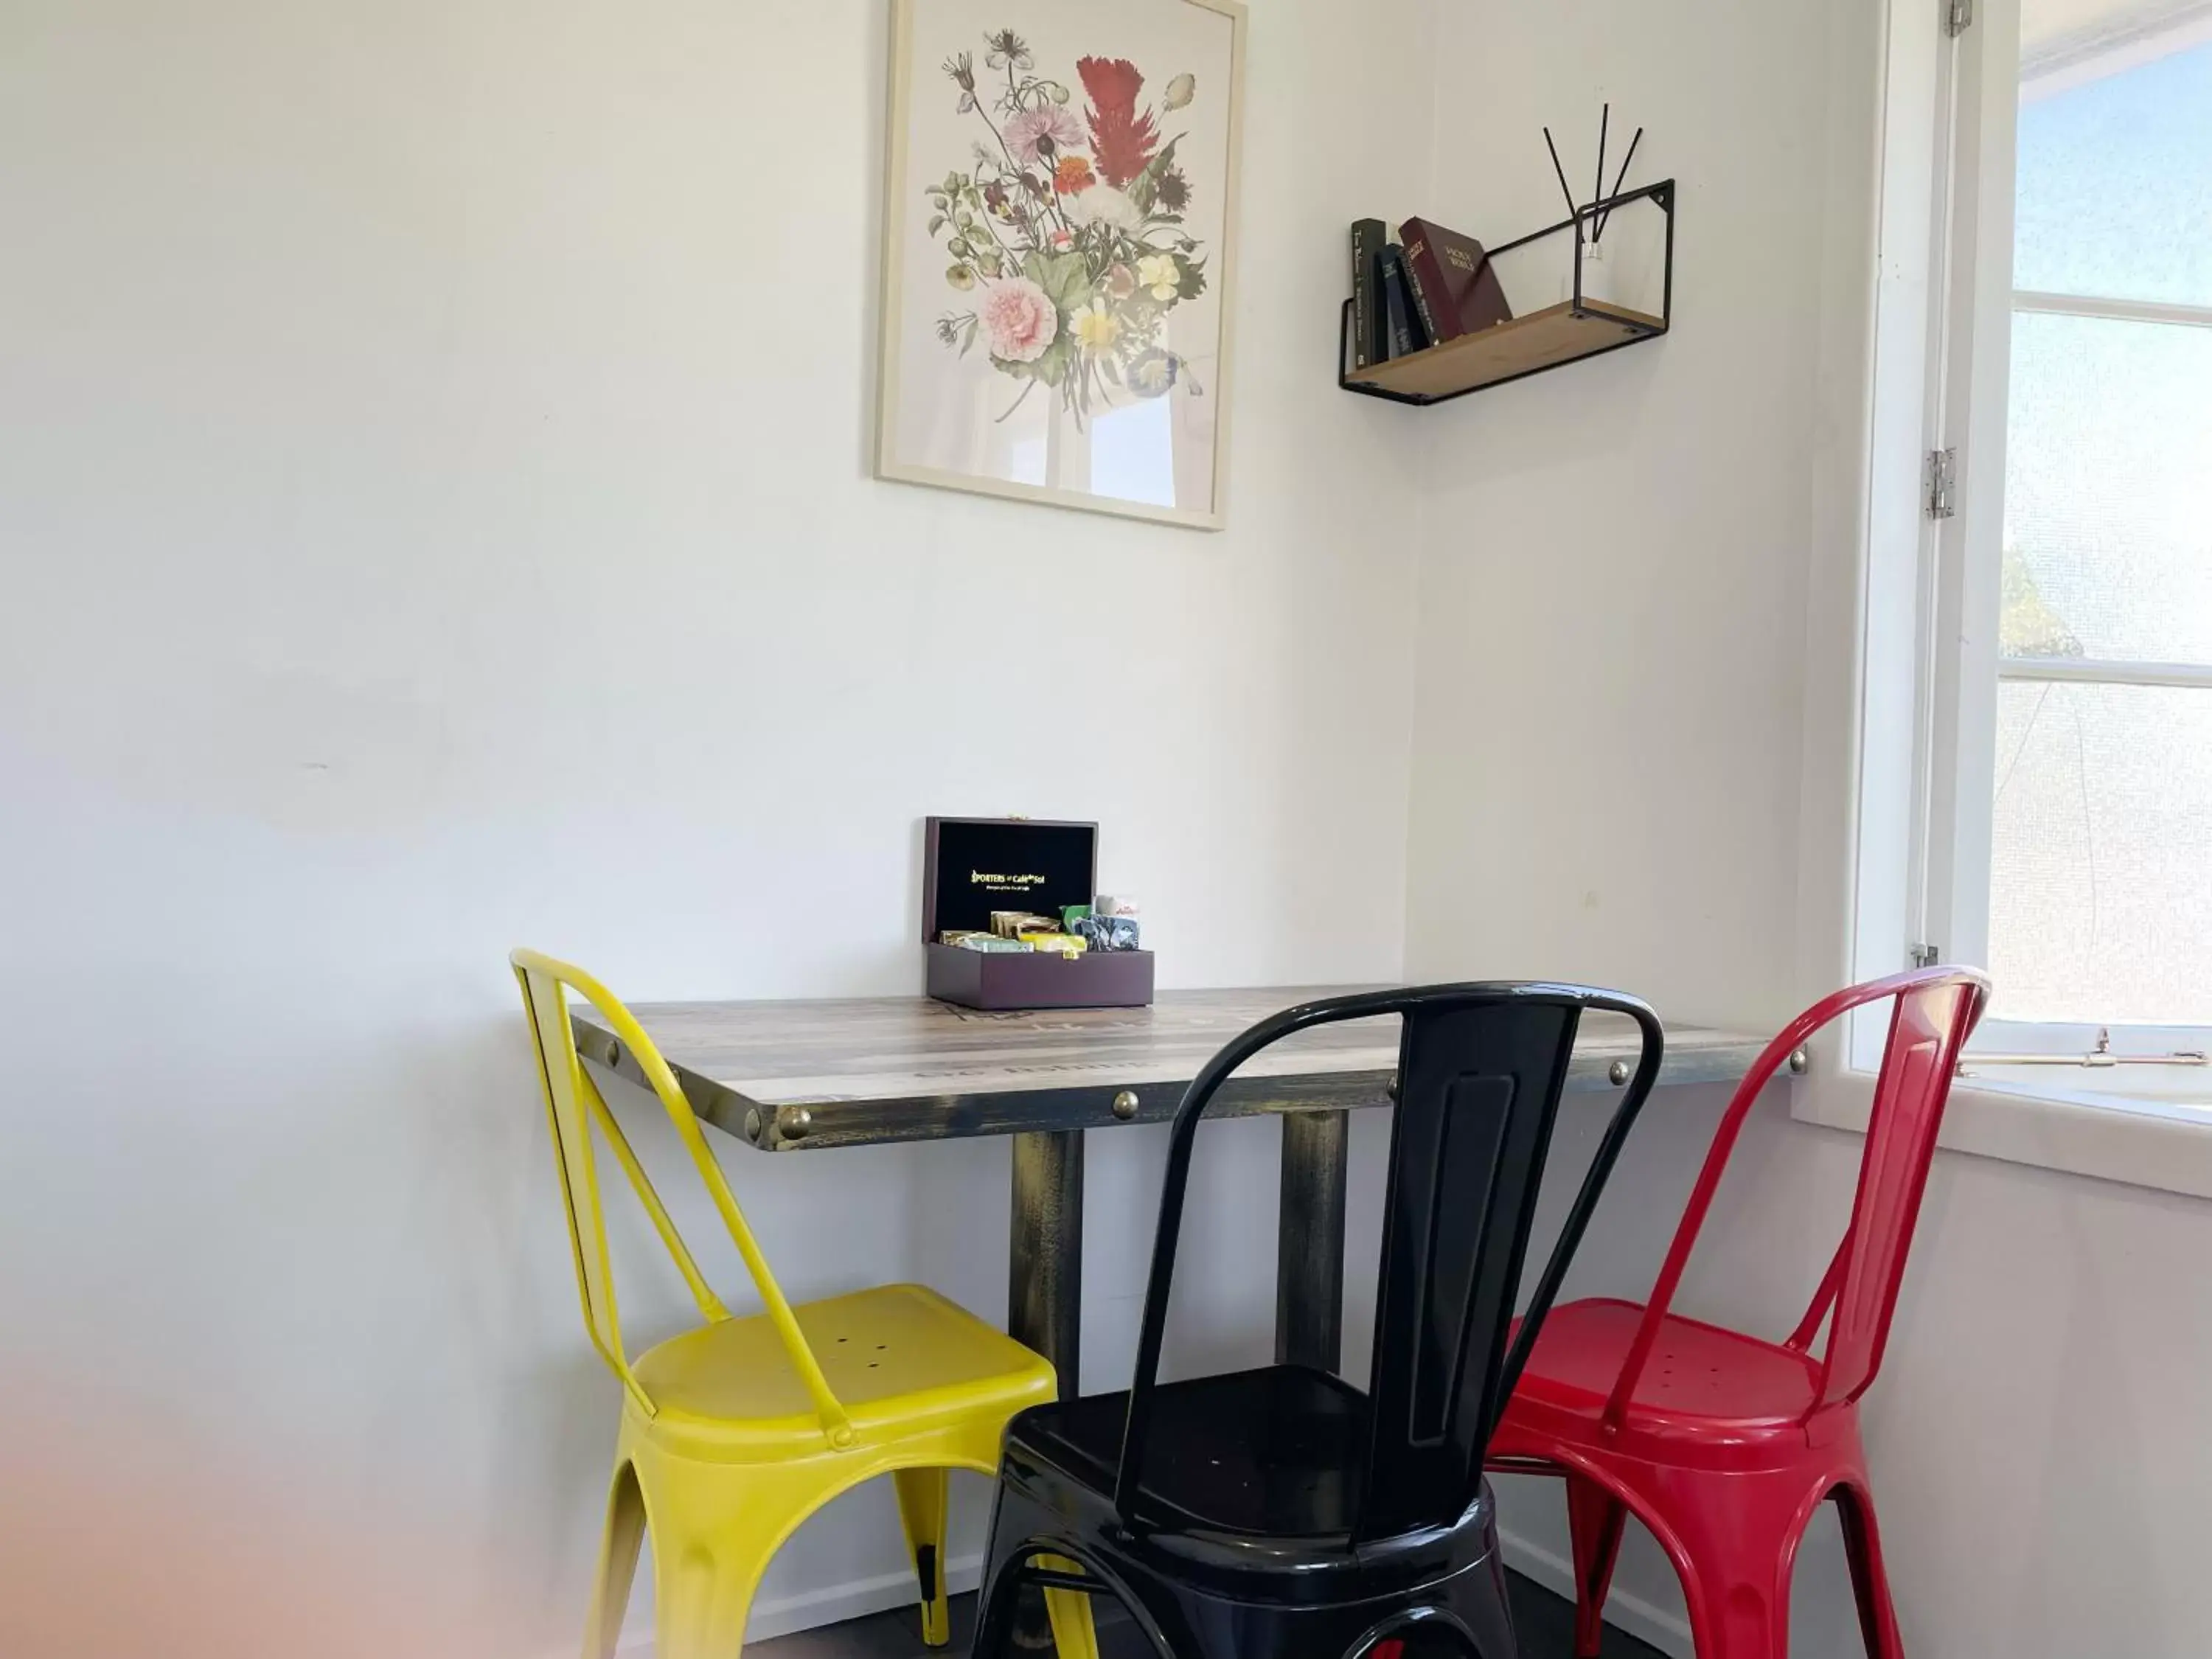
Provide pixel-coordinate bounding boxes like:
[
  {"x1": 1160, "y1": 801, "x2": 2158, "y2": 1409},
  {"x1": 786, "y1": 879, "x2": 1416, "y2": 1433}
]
[
  {"x1": 627, "y1": 1451, "x2": 804, "y2": 1659},
  {"x1": 582, "y1": 1464, "x2": 647, "y2": 1659},
  {"x1": 1038, "y1": 1554, "x2": 1102, "y2": 1659},
  {"x1": 892, "y1": 1467, "x2": 953, "y2": 1646},
  {"x1": 651, "y1": 1532, "x2": 768, "y2": 1659}
]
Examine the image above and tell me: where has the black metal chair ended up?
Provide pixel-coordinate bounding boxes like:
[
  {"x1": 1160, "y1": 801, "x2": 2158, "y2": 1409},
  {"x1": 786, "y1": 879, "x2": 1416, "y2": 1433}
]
[{"x1": 971, "y1": 983, "x2": 1665, "y2": 1659}]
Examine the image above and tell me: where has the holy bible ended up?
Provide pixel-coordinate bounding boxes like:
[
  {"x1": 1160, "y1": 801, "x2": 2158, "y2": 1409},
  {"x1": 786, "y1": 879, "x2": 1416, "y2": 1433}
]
[{"x1": 1398, "y1": 217, "x2": 1513, "y2": 341}]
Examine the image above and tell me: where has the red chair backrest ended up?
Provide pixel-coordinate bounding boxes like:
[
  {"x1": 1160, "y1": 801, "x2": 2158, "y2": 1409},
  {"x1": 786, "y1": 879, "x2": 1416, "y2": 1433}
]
[
  {"x1": 1815, "y1": 973, "x2": 1985, "y2": 1405},
  {"x1": 1601, "y1": 967, "x2": 1989, "y2": 1430}
]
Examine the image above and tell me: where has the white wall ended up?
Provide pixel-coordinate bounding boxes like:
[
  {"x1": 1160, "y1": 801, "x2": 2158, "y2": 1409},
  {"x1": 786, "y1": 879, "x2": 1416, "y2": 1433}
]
[
  {"x1": 13, "y1": 3, "x2": 2212, "y2": 1657},
  {"x1": 0, "y1": 2, "x2": 1435, "y2": 1654},
  {"x1": 1402, "y1": 0, "x2": 1877, "y2": 1030},
  {"x1": 1402, "y1": 2, "x2": 2212, "y2": 1655}
]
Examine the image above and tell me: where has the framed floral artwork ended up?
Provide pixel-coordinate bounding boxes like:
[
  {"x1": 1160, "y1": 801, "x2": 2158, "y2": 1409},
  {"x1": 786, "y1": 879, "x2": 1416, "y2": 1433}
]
[{"x1": 875, "y1": 0, "x2": 1247, "y2": 530}]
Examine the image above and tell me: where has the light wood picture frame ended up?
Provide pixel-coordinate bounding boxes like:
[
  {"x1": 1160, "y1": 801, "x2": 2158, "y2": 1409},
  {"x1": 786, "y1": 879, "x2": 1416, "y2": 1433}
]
[{"x1": 875, "y1": 0, "x2": 1246, "y2": 531}]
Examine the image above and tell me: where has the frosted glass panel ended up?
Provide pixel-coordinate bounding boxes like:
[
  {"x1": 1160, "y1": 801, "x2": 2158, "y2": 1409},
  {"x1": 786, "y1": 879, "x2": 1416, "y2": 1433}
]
[
  {"x1": 2002, "y1": 313, "x2": 2212, "y2": 663},
  {"x1": 1988, "y1": 680, "x2": 2212, "y2": 1023},
  {"x1": 2015, "y1": 35, "x2": 2212, "y2": 310}
]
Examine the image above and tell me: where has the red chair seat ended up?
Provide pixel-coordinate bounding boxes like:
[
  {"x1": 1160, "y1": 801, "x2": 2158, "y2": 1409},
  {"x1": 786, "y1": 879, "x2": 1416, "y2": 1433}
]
[{"x1": 1508, "y1": 1298, "x2": 1821, "y2": 1441}]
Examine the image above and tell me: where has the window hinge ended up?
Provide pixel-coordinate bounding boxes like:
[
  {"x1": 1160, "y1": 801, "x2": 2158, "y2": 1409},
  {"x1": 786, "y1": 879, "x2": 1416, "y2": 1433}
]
[
  {"x1": 1910, "y1": 942, "x2": 1941, "y2": 968},
  {"x1": 1924, "y1": 448, "x2": 1957, "y2": 519},
  {"x1": 1947, "y1": 0, "x2": 1973, "y2": 37}
]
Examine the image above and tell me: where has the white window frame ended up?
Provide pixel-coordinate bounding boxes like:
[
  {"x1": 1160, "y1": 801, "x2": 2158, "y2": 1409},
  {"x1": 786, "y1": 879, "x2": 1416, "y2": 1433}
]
[
  {"x1": 1800, "y1": 0, "x2": 2212, "y2": 1196},
  {"x1": 1935, "y1": 3, "x2": 2212, "y2": 1068},
  {"x1": 1840, "y1": 0, "x2": 1992, "y2": 1066}
]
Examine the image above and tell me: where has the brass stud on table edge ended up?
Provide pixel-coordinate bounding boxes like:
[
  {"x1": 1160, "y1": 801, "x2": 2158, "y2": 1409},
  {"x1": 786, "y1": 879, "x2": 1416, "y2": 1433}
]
[
  {"x1": 1110, "y1": 1089, "x2": 1141, "y2": 1121},
  {"x1": 1608, "y1": 1058, "x2": 1631, "y2": 1086},
  {"x1": 1789, "y1": 1046, "x2": 1810, "y2": 1075},
  {"x1": 776, "y1": 1104, "x2": 813, "y2": 1140}
]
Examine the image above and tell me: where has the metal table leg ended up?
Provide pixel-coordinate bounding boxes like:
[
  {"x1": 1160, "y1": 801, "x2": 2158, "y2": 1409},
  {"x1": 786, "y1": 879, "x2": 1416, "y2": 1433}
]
[
  {"x1": 1276, "y1": 1110, "x2": 1349, "y2": 1371},
  {"x1": 1009, "y1": 1128, "x2": 1085, "y2": 1391},
  {"x1": 1006, "y1": 1130, "x2": 1086, "y2": 1652}
]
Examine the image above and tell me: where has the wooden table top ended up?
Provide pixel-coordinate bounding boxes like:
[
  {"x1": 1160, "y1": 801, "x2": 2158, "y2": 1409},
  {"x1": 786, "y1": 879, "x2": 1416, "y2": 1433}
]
[{"x1": 573, "y1": 987, "x2": 1767, "y2": 1152}]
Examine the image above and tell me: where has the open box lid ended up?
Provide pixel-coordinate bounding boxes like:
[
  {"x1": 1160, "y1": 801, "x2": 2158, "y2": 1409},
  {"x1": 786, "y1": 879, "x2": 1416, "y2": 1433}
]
[{"x1": 922, "y1": 817, "x2": 1097, "y2": 942}]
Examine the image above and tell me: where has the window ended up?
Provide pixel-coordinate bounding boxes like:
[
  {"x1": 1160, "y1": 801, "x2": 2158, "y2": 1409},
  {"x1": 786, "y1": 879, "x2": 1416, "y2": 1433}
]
[
  {"x1": 1860, "y1": 0, "x2": 2212, "y2": 1102},
  {"x1": 1987, "y1": 11, "x2": 2212, "y2": 1048}
]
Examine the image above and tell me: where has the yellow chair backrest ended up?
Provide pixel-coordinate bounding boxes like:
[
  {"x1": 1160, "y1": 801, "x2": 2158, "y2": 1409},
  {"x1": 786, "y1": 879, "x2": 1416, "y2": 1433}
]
[{"x1": 510, "y1": 949, "x2": 857, "y2": 1447}]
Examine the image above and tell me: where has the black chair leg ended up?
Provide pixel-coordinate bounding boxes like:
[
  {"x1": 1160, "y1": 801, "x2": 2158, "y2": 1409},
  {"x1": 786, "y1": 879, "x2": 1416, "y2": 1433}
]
[
  {"x1": 974, "y1": 1511, "x2": 1110, "y2": 1659},
  {"x1": 977, "y1": 1533, "x2": 1192, "y2": 1659},
  {"x1": 969, "y1": 1546, "x2": 1031, "y2": 1659},
  {"x1": 1447, "y1": 1551, "x2": 1520, "y2": 1657},
  {"x1": 978, "y1": 1508, "x2": 1519, "y2": 1659}
]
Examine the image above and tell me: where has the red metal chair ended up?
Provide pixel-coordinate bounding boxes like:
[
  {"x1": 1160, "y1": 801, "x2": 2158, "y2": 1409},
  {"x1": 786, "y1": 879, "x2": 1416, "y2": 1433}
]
[{"x1": 1486, "y1": 966, "x2": 1989, "y2": 1659}]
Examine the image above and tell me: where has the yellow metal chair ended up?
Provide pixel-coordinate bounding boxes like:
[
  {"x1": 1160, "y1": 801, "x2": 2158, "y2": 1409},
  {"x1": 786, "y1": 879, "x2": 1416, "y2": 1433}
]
[{"x1": 512, "y1": 949, "x2": 1100, "y2": 1659}]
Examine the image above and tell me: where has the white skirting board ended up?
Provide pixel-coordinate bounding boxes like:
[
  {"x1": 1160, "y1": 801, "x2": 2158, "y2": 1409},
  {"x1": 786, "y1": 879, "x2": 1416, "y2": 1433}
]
[
  {"x1": 1497, "y1": 1527, "x2": 1692, "y2": 1658},
  {"x1": 571, "y1": 1553, "x2": 985, "y2": 1659}
]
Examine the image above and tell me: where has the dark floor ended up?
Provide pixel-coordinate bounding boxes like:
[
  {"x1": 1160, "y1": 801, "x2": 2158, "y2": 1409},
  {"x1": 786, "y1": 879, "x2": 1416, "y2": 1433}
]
[{"x1": 751, "y1": 1573, "x2": 1663, "y2": 1658}]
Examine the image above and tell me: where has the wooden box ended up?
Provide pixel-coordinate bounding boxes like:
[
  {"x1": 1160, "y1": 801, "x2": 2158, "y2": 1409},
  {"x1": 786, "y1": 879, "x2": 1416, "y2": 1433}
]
[{"x1": 922, "y1": 817, "x2": 1154, "y2": 1010}]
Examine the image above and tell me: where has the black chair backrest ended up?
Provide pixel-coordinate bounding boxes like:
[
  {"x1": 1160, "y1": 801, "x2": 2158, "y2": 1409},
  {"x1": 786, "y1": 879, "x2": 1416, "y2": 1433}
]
[{"x1": 1113, "y1": 983, "x2": 1663, "y2": 1543}]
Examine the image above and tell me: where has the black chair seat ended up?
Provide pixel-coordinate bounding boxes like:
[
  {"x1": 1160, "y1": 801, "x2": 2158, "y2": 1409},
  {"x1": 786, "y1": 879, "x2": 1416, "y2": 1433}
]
[
  {"x1": 1012, "y1": 1364, "x2": 1367, "y2": 1538},
  {"x1": 1004, "y1": 1364, "x2": 1504, "y2": 1608}
]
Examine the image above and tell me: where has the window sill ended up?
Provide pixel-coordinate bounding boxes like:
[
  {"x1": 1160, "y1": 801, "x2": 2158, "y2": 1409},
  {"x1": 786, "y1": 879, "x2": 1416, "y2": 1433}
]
[{"x1": 1790, "y1": 1064, "x2": 2212, "y2": 1201}]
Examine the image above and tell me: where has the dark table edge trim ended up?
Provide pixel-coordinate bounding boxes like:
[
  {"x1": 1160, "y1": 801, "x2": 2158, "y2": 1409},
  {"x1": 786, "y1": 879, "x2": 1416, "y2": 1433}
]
[{"x1": 568, "y1": 1015, "x2": 1763, "y2": 1152}]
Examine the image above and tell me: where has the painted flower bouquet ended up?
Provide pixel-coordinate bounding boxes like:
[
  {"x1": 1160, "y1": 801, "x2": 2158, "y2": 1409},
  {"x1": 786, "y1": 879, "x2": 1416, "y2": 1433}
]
[{"x1": 929, "y1": 29, "x2": 1208, "y2": 425}]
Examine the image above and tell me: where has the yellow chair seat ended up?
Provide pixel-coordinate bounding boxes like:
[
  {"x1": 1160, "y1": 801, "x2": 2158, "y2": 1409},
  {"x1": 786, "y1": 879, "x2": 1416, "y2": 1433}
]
[{"x1": 635, "y1": 1283, "x2": 1056, "y2": 1446}]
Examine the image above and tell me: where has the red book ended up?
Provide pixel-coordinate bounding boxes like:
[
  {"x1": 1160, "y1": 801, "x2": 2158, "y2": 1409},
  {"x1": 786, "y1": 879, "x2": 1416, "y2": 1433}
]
[{"x1": 1398, "y1": 218, "x2": 1514, "y2": 342}]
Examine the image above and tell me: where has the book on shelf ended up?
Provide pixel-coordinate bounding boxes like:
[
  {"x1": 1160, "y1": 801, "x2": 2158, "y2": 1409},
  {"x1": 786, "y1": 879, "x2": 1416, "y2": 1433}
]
[
  {"x1": 1349, "y1": 218, "x2": 1387, "y2": 371},
  {"x1": 1377, "y1": 244, "x2": 1427, "y2": 360},
  {"x1": 1399, "y1": 217, "x2": 1514, "y2": 343},
  {"x1": 1396, "y1": 230, "x2": 1443, "y2": 345}
]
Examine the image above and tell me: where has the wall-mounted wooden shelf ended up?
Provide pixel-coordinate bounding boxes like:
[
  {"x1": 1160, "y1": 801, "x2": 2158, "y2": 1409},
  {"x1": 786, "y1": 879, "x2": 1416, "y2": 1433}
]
[
  {"x1": 1344, "y1": 298, "x2": 1666, "y2": 402},
  {"x1": 1340, "y1": 180, "x2": 1674, "y2": 407}
]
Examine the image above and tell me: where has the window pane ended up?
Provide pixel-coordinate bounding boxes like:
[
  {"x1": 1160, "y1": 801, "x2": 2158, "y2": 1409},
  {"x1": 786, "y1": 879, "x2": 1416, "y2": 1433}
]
[
  {"x1": 2002, "y1": 312, "x2": 2212, "y2": 663},
  {"x1": 1988, "y1": 679, "x2": 2212, "y2": 1024},
  {"x1": 2015, "y1": 27, "x2": 2212, "y2": 309}
]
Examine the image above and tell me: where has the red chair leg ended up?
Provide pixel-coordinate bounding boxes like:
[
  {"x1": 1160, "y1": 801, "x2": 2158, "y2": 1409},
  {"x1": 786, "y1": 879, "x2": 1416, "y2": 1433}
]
[
  {"x1": 1834, "y1": 1478, "x2": 1906, "y2": 1659},
  {"x1": 1565, "y1": 1472, "x2": 1629, "y2": 1658},
  {"x1": 1610, "y1": 1462, "x2": 1826, "y2": 1659},
  {"x1": 1678, "y1": 1559, "x2": 1790, "y2": 1659}
]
